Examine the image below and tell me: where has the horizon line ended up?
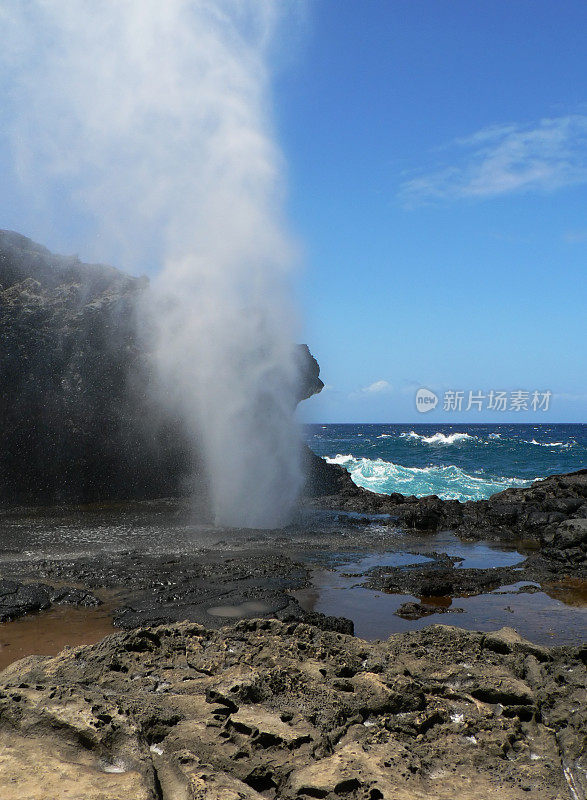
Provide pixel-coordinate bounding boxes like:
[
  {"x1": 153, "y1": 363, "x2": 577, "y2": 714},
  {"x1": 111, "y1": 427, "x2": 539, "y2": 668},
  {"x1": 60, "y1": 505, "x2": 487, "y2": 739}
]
[{"x1": 303, "y1": 421, "x2": 586, "y2": 426}]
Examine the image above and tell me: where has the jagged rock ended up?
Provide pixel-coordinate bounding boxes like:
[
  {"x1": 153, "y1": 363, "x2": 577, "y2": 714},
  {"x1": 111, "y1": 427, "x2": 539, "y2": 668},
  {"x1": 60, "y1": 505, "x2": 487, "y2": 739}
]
[
  {"x1": 295, "y1": 344, "x2": 324, "y2": 402},
  {"x1": 0, "y1": 620, "x2": 584, "y2": 799},
  {"x1": 302, "y1": 448, "x2": 358, "y2": 497},
  {"x1": 0, "y1": 580, "x2": 51, "y2": 621},
  {"x1": 395, "y1": 601, "x2": 464, "y2": 620}
]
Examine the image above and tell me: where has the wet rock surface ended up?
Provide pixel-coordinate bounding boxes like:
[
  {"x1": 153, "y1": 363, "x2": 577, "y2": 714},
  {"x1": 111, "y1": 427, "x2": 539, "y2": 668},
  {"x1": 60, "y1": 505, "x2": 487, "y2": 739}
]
[
  {"x1": 365, "y1": 551, "x2": 586, "y2": 598},
  {"x1": 395, "y1": 601, "x2": 465, "y2": 620},
  {"x1": 0, "y1": 578, "x2": 100, "y2": 622},
  {"x1": 0, "y1": 550, "x2": 352, "y2": 636},
  {"x1": 0, "y1": 620, "x2": 584, "y2": 799},
  {"x1": 0, "y1": 498, "x2": 583, "y2": 644}
]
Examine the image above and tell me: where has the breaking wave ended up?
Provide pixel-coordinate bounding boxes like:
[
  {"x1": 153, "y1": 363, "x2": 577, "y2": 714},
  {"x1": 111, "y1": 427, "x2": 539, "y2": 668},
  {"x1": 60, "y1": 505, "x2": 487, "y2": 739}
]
[
  {"x1": 324, "y1": 454, "x2": 530, "y2": 501},
  {"x1": 399, "y1": 431, "x2": 476, "y2": 446}
]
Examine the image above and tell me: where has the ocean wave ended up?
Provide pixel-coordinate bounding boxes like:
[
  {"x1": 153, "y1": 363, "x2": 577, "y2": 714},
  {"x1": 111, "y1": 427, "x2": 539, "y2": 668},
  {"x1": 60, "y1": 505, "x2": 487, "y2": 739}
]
[
  {"x1": 324, "y1": 454, "x2": 530, "y2": 501},
  {"x1": 399, "y1": 430, "x2": 476, "y2": 446},
  {"x1": 523, "y1": 439, "x2": 574, "y2": 448},
  {"x1": 488, "y1": 433, "x2": 501, "y2": 439},
  {"x1": 377, "y1": 434, "x2": 393, "y2": 439}
]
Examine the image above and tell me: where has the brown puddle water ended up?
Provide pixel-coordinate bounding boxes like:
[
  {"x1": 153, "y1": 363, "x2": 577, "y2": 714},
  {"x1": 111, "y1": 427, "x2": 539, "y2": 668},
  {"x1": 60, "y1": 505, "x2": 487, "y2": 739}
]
[
  {"x1": 544, "y1": 577, "x2": 587, "y2": 607},
  {"x1": 294, "y1": 549, "x2": 587, "y2": 646},
  {"x1": 0, "y1": 605, "x2": 116, "y2": 671}
]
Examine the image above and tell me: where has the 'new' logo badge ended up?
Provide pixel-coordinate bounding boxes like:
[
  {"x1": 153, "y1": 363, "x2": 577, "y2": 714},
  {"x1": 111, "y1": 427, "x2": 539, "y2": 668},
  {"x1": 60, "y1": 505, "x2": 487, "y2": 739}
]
[{"x1": 415, "y1": 388, "x2": 438, "y2": 413}]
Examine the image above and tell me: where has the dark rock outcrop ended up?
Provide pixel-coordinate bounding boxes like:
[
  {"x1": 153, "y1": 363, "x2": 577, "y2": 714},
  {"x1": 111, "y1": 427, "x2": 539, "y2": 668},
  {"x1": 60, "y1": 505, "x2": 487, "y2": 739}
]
[
  {"x1": 394, "y1": 600, "x2": 464, "y2": 620},
  {"x1": 302, "y1": 447, "x2": 357, "y2": 497},
  {"x1": 365, "y1": 553, "x2": 574, "y2": 598},
  {"x1": 0, "y1": 230, "x2": 195, "y2": 504},
  {"x1": 295, "y1": 344, "x2": 323, "y2": 402},
  {"x1": 0, "y1": 231, "x2": 322, "y2": 506},
  {"x1": 0, "y1": 578, "x2": 100, "y2": 622},
  {"x1": 0, "y1": 620, "x2": 584, "y2": 799}
]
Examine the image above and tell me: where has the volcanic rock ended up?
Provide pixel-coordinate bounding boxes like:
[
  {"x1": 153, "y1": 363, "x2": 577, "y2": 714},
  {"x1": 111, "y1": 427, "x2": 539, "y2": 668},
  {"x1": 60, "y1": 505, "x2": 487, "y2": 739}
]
[{"x1": 0, "y1": 578, "x2": 100, "y2": 622}]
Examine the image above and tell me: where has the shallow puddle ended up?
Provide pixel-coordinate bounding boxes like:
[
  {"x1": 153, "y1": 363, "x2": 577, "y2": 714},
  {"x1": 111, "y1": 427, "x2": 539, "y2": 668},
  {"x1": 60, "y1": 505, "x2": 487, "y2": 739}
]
[
  {"x1": 0, "y1": 605, "x2": 116, "y2": 671},
  {"x1": 207, "y1": 600, "x2": 273, "y2": 618},
  {"x1": 393, "y1": 532, "x2": 528, "y2": 568}
]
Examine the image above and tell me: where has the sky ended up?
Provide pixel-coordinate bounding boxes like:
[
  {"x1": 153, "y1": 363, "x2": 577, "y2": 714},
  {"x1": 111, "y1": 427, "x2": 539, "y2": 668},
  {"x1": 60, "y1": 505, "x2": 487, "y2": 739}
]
[
  {"x1": 1, "y1": 1, "x2": 586, "y2": 424},
  {"x1": 276, "y1": 0, "x2": 587, "y2": 423}
]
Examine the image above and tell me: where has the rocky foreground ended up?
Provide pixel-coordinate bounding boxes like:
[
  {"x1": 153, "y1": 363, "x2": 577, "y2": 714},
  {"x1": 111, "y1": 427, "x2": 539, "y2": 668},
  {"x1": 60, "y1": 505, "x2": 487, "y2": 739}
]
[{"x1": 0, "y1": 620, "x2": 584, "y2": 800}]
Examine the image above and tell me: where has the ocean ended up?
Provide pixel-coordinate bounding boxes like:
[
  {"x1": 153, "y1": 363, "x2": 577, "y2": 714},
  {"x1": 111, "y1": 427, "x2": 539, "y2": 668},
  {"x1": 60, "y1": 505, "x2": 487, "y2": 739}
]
[{"x1": 305, "y1": 423, "x2": 586, "y2": 501}]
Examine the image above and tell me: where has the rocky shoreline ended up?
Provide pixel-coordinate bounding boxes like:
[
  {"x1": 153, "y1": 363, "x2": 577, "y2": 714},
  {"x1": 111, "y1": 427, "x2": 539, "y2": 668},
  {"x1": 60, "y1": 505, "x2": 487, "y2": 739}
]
[
  {"x1": 0, "y1": 465, "x2": 585, "y2": 636},
  {"x1": 307, "y1": 457, "x2": 587, "y2": 565},
  {"x1": 1, "y1": 461, "x2": 584, "y2": 797}
]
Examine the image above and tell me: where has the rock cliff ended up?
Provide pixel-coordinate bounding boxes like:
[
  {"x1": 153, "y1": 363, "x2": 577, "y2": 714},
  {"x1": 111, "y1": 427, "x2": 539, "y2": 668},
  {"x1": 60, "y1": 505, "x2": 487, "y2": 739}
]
[{"x1": 0, "y1": 231, "x2": 322, "y2": 506}]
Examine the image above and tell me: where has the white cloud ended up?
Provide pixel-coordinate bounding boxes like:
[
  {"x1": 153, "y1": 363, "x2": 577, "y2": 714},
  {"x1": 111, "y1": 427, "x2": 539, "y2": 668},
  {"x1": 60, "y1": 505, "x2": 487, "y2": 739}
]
[
  {"x1": 360, "y1": 380, "x2": 393, "y2": 394},
  {"x1": 400, "y1": 115, "x2": 587, "y2": 205}
]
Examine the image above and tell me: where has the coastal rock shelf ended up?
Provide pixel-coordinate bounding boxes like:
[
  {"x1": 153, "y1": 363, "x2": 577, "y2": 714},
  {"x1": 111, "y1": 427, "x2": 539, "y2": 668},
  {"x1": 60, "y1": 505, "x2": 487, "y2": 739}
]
[
  {"x1": 0, "y1": 550, "x2": 352, "y2": 636},
  {"x1": 0, "y1": 620, "x2": 584, "y2": 799}
]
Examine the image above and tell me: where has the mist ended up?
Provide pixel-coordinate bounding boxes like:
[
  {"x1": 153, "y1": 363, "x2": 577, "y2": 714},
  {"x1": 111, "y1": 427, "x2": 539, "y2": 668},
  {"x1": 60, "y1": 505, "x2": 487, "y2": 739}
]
[{"x1": 2, "y1": 0, "x2": 304, "y2": 527}]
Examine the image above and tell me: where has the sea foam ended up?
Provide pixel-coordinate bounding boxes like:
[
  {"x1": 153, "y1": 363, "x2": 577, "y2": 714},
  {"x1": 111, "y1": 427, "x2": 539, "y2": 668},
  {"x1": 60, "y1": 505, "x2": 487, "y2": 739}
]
[{"x1": 324, "y1": 454, "x2": 529, "y2": 501}]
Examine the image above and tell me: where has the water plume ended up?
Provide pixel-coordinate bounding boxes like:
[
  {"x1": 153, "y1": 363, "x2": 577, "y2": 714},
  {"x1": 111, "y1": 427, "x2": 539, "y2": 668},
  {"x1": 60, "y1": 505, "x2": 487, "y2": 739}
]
[{"x1": 1, "y1": 0, "x2": 303, "y2": 527}]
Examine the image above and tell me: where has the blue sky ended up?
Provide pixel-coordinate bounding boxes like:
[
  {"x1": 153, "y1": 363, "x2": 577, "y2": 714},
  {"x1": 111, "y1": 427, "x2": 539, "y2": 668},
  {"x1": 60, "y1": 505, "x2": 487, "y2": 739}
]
[
  {"x1": 274, "y1": 0, "x2": 587, "y2": 423},
  {"x1": 1, "y1": 1, "x2": 586, "y2": 424}
]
